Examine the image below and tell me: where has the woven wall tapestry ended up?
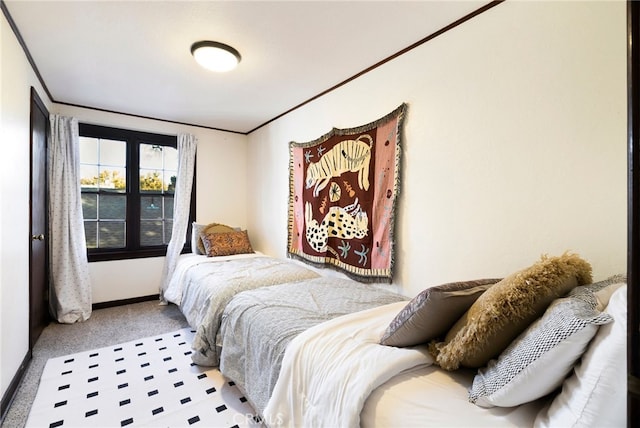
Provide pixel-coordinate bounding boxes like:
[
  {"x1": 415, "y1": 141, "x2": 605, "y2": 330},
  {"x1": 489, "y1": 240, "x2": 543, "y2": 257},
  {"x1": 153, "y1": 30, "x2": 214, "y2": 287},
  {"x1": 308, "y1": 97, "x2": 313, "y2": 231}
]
[{"x1": 287, "y1": 104, "x2": 406, "y2": 283}]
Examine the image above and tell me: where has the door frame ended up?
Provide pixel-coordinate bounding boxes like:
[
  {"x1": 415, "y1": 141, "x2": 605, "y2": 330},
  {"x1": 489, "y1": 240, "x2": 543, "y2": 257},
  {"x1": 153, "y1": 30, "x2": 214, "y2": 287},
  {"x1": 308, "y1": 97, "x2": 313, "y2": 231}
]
[{"x1": 29, "y1": 86, "x2": 50, "y2": 350}]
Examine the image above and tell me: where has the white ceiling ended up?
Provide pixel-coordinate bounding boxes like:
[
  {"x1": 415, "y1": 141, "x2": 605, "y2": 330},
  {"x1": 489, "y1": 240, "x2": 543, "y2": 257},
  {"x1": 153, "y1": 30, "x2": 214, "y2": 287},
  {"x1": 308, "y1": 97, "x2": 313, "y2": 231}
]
[{"x1": 5, "y1": 0, "x2": 489, "y2": 134}]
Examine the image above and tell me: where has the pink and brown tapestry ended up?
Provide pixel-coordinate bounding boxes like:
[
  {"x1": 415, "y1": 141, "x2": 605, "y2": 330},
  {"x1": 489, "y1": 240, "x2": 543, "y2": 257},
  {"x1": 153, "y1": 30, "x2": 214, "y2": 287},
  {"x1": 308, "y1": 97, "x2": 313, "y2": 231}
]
[{"x1": 287, "y1": 104, "x2": 406, "y2": 283}]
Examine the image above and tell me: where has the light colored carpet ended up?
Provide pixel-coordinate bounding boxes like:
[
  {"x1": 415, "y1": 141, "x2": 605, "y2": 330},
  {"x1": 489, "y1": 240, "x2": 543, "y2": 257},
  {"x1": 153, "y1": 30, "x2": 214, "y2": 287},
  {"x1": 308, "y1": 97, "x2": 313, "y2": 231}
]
[{"x1": 1, "y1": 301, "x2": 198, "y2": 428}]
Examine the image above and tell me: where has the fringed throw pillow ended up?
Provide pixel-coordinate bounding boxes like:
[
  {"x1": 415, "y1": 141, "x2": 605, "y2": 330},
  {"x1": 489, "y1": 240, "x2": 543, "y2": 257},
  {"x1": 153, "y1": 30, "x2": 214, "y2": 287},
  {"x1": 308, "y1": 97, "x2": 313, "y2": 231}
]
[
  {"x1": 202, "y1": 230, "x2": 254, "y2": 257},
  {"x1": 430, "y1": 252, "x2": 592, "y2": 370}
]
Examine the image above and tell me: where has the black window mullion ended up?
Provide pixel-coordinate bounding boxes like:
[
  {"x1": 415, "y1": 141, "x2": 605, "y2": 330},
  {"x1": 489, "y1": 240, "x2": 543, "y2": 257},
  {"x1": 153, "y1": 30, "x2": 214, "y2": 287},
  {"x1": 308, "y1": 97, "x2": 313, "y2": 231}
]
[{"x1": 129, "y1": 140, "x2": 141, "y2": 251}]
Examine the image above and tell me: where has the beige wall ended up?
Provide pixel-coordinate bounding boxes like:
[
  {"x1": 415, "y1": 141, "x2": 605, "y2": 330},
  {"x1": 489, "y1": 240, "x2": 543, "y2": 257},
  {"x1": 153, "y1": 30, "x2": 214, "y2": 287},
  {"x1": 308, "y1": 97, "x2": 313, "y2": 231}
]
[
  {"x1": 53, "y1": 104, "x2": 249, "y2": 303},
  {"x1": 1, "y1": 14, "x2": 52, "y2": 400},
  {"x1": 246, "y1": 0, "x2": 628, "y2": 297}
]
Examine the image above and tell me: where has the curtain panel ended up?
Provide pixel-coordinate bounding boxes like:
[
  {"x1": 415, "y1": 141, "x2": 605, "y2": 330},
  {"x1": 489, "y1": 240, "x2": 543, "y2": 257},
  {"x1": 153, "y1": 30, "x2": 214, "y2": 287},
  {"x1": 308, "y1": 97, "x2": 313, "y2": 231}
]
[
  {"x1": 159, "y1": 133, "x2": 197, "y2": 302},
  {"x1": 48, "y1": 115, "x2": 92, "y2": 323}
]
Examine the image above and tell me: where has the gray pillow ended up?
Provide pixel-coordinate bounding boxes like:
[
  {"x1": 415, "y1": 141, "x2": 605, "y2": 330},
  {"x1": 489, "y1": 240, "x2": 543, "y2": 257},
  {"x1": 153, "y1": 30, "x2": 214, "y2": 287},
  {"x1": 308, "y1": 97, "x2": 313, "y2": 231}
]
[
  {"x1": 191, "y1": 222, "x2": 207, "y2": 254},
  {"x1": 380, "y1": 278, "x2": 500, "y2": 347}
]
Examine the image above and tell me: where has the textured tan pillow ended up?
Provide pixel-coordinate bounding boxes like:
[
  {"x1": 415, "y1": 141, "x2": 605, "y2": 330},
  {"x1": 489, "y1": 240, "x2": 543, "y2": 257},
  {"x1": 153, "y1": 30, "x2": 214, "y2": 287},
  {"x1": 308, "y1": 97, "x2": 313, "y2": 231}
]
[
  {"x1": 202, "y1": 230, "x2": 254, "y2": 257},
  {"x1": 380, "y1": 279, "x2": 501, "y2": 347},
  {"x1": 196, "y1": 223, "x2": 236, "y2": 254},
  {"x1": 430, "y1": 253, "x2": 592, "y2": 370}
]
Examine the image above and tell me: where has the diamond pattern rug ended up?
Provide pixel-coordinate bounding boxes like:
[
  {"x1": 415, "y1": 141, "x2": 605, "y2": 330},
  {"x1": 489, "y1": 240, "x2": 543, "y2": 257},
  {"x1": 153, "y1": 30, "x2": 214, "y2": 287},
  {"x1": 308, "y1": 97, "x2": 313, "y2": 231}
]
[{"x1": 25, "y1": 328, "x2": 262, "y2": 427}]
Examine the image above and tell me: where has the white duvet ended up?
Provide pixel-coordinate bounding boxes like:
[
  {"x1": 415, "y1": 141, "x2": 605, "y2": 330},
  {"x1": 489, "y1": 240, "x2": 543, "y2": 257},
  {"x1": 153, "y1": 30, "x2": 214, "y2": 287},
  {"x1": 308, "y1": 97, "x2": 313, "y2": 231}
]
[{"x1": 263, "y1": 301, "x2": 432, "y2": 428}]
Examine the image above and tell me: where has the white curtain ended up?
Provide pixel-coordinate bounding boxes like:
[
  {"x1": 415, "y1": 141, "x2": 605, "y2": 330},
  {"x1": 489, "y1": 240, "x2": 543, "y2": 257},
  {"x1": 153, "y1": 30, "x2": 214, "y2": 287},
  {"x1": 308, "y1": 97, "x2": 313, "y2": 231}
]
[
  {"x1": 48, "y1": 115, "x2": 92, "y2": 323},
  {"x1": 160, "y1": 133, "x2": 197, "y2": 303}
]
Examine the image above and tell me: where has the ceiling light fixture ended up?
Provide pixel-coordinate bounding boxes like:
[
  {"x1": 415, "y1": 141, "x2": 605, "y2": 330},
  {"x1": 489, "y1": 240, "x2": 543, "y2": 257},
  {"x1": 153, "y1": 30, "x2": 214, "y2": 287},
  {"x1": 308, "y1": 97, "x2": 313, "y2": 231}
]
[{"x1": 191, "y1": 41, "x2": 241, "y2": 72}]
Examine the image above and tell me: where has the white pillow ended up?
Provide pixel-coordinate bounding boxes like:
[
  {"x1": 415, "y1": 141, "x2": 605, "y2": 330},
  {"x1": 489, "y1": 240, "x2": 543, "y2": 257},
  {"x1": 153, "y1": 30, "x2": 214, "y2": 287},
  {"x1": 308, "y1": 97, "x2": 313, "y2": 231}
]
[
  {"x1": 468, "y1": 285, "x2": 614, "y2": 408},
  {"x1": 191, "y1": 222, "x2": 206, "y2": 254},
  {"x1": 534, "y1": 285, "x2": 627, "y2": 428}
]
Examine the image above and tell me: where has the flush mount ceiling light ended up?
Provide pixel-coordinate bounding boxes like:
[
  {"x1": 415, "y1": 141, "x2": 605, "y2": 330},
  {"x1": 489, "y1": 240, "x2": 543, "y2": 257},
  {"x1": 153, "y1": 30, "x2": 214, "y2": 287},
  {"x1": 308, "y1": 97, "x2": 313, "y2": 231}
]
[{"x1": 191, "y1": 41, "x2": 241, "y2": 72}]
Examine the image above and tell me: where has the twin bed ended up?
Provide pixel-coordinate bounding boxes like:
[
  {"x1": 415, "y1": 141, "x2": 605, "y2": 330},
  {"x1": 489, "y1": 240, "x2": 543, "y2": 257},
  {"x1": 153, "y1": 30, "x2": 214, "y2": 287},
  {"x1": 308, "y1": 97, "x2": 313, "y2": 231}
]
[
  {"x1": 163, "y1": 252, "x2": 319, "y2": 366},
  {"x1": 164, "y1": 224, "x2": 627, "y2": 427}
]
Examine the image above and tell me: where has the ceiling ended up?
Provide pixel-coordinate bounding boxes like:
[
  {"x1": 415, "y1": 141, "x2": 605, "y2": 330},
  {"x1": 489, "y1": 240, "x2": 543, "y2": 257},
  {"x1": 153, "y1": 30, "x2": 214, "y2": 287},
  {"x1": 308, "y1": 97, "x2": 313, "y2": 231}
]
[{"x1": 4, "y1": 1, "x2": 490, "y2": 134}]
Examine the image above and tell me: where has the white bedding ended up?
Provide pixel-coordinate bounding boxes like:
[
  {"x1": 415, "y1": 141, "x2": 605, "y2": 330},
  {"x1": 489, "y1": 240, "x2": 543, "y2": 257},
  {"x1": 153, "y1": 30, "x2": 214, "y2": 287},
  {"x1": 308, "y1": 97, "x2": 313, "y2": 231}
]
[
  {"x1": 361, "y1": 364, "x2": 548, "y2": 427},
  {"x1": 264, "y1": 301, "x2": 431, "y2": 427},
  {"x1": 264, "y1": 301, "x2": 548, "y2": 428}
]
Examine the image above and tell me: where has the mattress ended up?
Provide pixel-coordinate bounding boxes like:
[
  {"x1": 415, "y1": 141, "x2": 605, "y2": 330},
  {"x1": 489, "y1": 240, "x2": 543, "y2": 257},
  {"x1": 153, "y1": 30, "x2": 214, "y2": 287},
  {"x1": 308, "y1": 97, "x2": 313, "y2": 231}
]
[{"x1": 361, "y1": 364, "x2": 549, "y2": 427}]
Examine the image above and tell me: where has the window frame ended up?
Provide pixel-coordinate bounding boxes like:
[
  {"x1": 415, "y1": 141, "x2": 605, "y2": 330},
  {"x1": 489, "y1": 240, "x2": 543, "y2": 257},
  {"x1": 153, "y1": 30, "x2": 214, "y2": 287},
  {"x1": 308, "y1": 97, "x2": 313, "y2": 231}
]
[{"x1": 79, "y1": 123, "x2": 196, "y2": 262}]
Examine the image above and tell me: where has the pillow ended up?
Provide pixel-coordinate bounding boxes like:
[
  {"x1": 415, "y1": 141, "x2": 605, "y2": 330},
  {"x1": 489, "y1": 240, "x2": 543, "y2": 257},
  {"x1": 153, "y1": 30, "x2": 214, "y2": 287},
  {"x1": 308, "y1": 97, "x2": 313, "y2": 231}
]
[
  {"x1": 194, "y1": 222, "x2": 236, "y2": 255},
  {"x1": 430, "y1": 252, "x2": 592, "y2": 370},
  {"x1": 379, "y1": 278, "x2": 501, "y2": 347},
  {"x1": 468, "y1": 284, "x2": 614, "y2": 407},
  {"x1": 535, "y1": 284, "x2": 627, "y2": 427},
  {"x1": 568, "y1": 273, "x2": 626, "y2": 310},
  {"x1": 191, "y1": 222, "x2": 206, "y2": 254},
  {"x1": 202, "y1": 230, "x2": 254, "y2": 257}
]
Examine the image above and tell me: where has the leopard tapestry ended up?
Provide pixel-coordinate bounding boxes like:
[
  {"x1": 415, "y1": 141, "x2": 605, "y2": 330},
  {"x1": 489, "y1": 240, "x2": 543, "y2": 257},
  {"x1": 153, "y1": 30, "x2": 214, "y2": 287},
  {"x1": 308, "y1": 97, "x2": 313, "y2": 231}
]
[{"x1": 287, "y1": 104, "x2": 406, "y2": 283}]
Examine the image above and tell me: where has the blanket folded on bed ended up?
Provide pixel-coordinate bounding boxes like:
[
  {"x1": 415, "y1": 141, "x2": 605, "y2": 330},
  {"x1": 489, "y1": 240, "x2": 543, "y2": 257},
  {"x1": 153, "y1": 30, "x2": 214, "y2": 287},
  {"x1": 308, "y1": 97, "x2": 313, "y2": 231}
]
[
  {"x1": 219, "y1": 277, "x2": 406, "y2": 414},
  {"x1": 262, "y1": 301, "x2": 434, "y2": 428}
]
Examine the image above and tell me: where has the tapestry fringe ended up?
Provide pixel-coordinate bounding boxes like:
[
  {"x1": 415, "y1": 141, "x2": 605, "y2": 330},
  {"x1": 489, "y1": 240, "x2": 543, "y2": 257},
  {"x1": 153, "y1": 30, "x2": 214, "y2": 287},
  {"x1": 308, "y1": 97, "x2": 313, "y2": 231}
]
[{"x1": 289, "y1": 103, "x2": 407, "y2": 149}]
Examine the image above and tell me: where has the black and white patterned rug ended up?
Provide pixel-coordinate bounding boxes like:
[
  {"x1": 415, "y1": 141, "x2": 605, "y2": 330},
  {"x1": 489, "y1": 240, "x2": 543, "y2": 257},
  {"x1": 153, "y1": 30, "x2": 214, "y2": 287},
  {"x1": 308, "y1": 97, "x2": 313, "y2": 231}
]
[{"x1": 25, "y1": 328, "x2": 262, "y2": 427}]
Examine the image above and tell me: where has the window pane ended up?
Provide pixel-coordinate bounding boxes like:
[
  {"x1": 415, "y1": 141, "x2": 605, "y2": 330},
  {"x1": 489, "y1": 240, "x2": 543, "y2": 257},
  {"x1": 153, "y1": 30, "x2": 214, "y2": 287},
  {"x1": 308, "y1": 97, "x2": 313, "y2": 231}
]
[
  {"x1": 99, "y1": 139, "x2": 126, "y2": 166},
  {"x1": 164, "y1": 147, "x2": 178, "y2": 170},
  {"x1": 140, "y1": 144, "x2": 163, "y2": 169},
  {"x1": 98, "y1": 166, "x2": 126, "y2": 191},
  {"x1": 98, "y1": 222, "x2": 125, "y2": 248},
  {"x1": 164, "y1": 171, "x2": 177, "y2": 193},
  {"x1": 165, "y1": 220, "x2": 173, "y2": 243},
  {"x1": 140, "y1": 220, "x2": 163, "y2": 246},
  {"x1": 82, "y1": 193, "x2": 97, "y2": 219},
  {"x1": 164, "y1": 195, "x2": 174, "y2": 219},
  {"x1": 80, "y1": 165, "x2": 99, "y2": 189},
  {"x1": 139, "y1": 169, "x2": 164, "y2": 192},
  {"x1": 141, "y1": 196, "x2": 163, "y2": 219},
  {"x1": 79, "y1": 137, "x2": 98, "y2": 164},
  {"x1": 80, "y1": 138, "x2": 126, "y2": 191},
  {"x1": 139, "y1": 144, "x2": 178, "y2": 193},
  {"x1": 84, "y1": 221, "x2": 97, "y2": 248},
  {"x1": 99, "y1": 194, "x2": 126, "y2": 220}
]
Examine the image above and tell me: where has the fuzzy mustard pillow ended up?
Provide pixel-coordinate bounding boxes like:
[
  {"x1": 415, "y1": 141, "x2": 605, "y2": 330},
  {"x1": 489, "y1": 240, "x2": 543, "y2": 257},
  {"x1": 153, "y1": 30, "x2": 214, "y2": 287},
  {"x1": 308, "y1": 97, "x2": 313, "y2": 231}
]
[
  {"x1": 202, "y1": 230, "x2": 254, "y2": 257},
  {"x1": 430, "y1": 253, "x2": 592, "y2": 370}
]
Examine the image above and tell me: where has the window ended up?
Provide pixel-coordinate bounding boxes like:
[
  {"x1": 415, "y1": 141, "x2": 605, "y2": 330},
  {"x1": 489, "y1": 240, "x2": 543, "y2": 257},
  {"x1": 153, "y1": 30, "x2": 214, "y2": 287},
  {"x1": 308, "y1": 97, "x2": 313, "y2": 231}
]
[{"x1": 79, "y1": 124, "x2": 195, "y2": 261}]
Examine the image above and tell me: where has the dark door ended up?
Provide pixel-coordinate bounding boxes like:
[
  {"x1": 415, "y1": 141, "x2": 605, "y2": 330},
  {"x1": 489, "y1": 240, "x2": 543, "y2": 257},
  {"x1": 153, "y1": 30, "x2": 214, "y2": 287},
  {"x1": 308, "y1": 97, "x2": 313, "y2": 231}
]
[{"x1": 30, "y1": 87, "x2": 50, "y2": 350}]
